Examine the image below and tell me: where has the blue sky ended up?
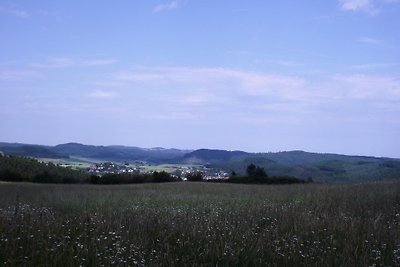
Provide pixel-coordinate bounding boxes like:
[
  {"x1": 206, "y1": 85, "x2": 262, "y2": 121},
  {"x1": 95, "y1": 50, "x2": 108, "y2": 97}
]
[{"x1": 1, "y1": 0, "x2": 399, "y2": 157}]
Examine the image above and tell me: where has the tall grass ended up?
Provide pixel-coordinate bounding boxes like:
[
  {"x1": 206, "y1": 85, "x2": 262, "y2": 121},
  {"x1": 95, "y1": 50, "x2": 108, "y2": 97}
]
[{"x1": 0, "y1": 182, "x2": 399, "y2": 266}]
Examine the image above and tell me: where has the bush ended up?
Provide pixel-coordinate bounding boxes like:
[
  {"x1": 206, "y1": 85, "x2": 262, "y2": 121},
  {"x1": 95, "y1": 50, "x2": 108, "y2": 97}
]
[
  {"x1": 153, "y1": 171, "x2": 178, "y2": 183},
  {"x1": 33, "y1": 171, "x2": 56, "y2": 183},
  {"x1": 186, "y1": 172, "x2": 203, "y2": 181},
  {"x1": 246, "y1": 163, "x2": 268, "y2": 177},
  {"x1": 98, "y1": 173, "x2": 135, "y2": 184},
  {"x1": 0, "y1": 169, "x2": 23, "y2": 182},
  {"x1": 225, "y1": 163, "x2": 305, "y2": 184},
  {"x1": 89, "y1": 175, "x2": 100, "y2": 184}
]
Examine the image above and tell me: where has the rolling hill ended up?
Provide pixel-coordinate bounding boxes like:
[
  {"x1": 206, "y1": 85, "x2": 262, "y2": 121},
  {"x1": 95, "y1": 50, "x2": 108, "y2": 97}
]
[
  {"x1": 0, "y1": 143, "x2": 67, "y2": 159},
  {"x1": 181, "y1": 149, "x2": 400, "y2": 183},
  {"x1": 1, "y1": 142, "x2": 399, "y2": 183}
]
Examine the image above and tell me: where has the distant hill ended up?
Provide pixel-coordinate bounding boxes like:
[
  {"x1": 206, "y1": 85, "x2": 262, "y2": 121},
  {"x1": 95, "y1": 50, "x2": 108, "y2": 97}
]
[
  {"x1": 258, "y1": 150, "x2": 386, "y2": 166},
  {"x1": 54, "y1": 143, "x2": 188, "y2": 163},
  {"x1": 0, "y1": 142, "x2": 189, "y2": 163},
  {"x1": 0, "y1": 142, "x2": 399, "y2": 183},
  {"x1": 182, "y1": 149, "x2": 250, "y2": 164},
  {"x1": 182, "y1": 149, "x2": 386, "y2": 166},
  {"x1": 180, "y1": 149, "x2": 400, "y2": 183},
  {"x1": 0, "y1": 144, "x2": 67, "y2": 159}
]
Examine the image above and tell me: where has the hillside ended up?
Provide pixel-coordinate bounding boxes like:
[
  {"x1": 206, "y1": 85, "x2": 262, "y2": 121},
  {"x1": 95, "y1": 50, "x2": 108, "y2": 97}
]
[
  {"x1": 211, "y1": 158, "x2": 400, "y2": 183},
  {"x1": 0, "y1": 155, "x2": 89, "y2": 183},
  {"x1": 257, "y1": 150, "x2": 386, "y2": 166},
  {"x1": 1, "y1": 142, "x2": 399, "y2": 183},
  {"x1": 184, "y1": 149, "x2": 400, "y2": 183},
  {"x1": 0, "y1": 142, "x2": 189, "y2": 163},
  {"x1": 181, "y1": 149, "x2": 250, "y2": 164},
  {"x1": 0, "y1": 144, "x2": 67, "y2": 159},
  {"x1": 183, "y1": 149, "x2": 387, "y2": 166}
]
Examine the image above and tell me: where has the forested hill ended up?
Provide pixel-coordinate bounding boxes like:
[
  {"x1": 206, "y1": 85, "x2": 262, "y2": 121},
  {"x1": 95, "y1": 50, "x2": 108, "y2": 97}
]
[
  {"x1": 0, "y1": 142, "x2": 189, "y2": 163},
  {"x1": 182, "y1": 149, "x2": 400, "y2": 183},
  {"x1": 181, "y1": 149, "x2": 250, "y2": 164},
  {"x1": 2, "y1": 142, "x2": 394, "y2": 165},
  {"x1": 0, "y1": 143, "x2": 66, "y2": 159},
  {"x1": 181, "y1": 149, "x2": 390, "y2": 166},
  {"x1": 0, "y1": 155, "x2": 89, "y2": 183},
  {"x1": 1, "y1": 142, "x2": 399, "y2": 183}
]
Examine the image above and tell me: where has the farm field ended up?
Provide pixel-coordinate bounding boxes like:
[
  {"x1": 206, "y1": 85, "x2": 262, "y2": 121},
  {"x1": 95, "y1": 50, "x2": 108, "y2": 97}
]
[
  {"x1": 37, "y1": 157, "x2": 100, "y2": 170},
  {"x1": 137, "y1": 163, "x2": 203, "y2": 173},
  {"x1": 37, "y1": 156, "x2": 206, "y2": 176},
  {"x1": 0, "y1": 182, "x2": 400, "y2": 266}
]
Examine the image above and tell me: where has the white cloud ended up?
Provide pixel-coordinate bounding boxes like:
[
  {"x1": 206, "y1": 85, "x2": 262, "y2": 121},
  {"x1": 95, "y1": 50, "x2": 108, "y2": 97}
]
[
  {"x1": 153, "y1": 1, "x2": 180, "y2": 12},
  {"x1": 169, "y1": 91, "x2": 219, "y2": 106},
  {"x1": 106, "y1": 66, "x2": 400, "y2": 100},
  {"x1": 339, "y1": 0, "x2": 400, "y2": 14},
  {"x1": 0, "y1": 70, "x2": 40, "y2": 81},
  {"x1": 357, "y1": 37, "x2": 382, "y2": 44},
  {"x1": 148, "y1": 111, "x2": 199, "y2": 121},
  {"x1": 89, "y1": 90, "x2": 118, "y2": 98},
  {"x1": 332, "y1": 74, "x2": 400, "y2": 99},
  {"x1": 107, "y1": 66, "x2": 307, "y2": 99},
  {"x1": 81, "y1": 59, "x2": 116, "y2": 67},
  {"x1": 113, "y1": 73, "x2": 165, "y2": 82},
  {"x1": 347, "y1": 63, "x2": 395, "y2": 70},
  {"x1": 31, "y1": 58, "x2": 116, "y2": 68},
  {"x1": 274, "y1": 60, "x2": 304, "y2": 68},
  {"x1": 0, "y1": 6, "x2": 29, "y2": 18},
  {"x1": 89, "y1": 66, "x2": 400, "y2": 126},
  {"x1": 339, "y1": 0, "x2": 379, "y2": 15},
  {"x1": 31, "y1": 58, "x2": 75, "y2": 68}
]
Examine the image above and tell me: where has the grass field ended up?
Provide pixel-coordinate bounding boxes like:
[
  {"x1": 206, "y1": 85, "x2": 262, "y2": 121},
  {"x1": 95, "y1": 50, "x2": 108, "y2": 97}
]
[
  {"x1": 0, "y1": 182, "x2": 400, "y2": 266},
  {"x1": 37, "y1": 157, "x2": 97, "y2": 170},
  {"x1": 37, "y1": 157, "x2": 204, "y2": 174}
]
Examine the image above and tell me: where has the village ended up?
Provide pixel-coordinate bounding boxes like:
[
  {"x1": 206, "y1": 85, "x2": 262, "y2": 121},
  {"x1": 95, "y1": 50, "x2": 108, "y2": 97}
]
[{"x1": 87, "y1": 162, "x2": 230, "y2": 180}]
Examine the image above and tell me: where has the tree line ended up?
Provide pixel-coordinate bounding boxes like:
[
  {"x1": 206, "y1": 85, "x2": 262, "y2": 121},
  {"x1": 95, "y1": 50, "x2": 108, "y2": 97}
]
[
  {"x1": 0, "y1": 155, "x2": 182, "y2": 184},
  {"x1": 0, "y1": 155, "x2": 88, "y2": 183},
  {"x1": 0, "y1": 155, "x2": 306, "y2": 185},
  {"x1": 225, "y1": 163, "x2": 307, "y2": 184}
]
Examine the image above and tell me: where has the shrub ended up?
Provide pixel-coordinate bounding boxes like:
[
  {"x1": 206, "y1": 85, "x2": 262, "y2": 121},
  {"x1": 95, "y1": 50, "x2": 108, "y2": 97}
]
[
  {"x1": 186, "y1": 172, "x2": 203, "y2": 181},
  {"x1": 153, "y1": 171, "x2": 178, "y2": 183}
]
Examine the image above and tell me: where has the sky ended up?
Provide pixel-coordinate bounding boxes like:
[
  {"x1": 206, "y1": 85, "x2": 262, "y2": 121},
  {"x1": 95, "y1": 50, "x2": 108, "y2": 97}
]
[{"x1": 1, "y1": 0, "x2": 399, "y2": 157}]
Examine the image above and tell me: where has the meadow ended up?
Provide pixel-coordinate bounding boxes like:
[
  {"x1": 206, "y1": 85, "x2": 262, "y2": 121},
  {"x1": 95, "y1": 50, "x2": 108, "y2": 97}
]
[{"x1": 0, "y1": 182, "x2": 399, "y2": 266}]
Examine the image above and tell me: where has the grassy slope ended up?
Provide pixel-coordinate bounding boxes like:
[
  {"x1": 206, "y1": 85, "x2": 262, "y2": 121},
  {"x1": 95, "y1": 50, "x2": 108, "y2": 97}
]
[{"x1": 1, "y1": 182, "x2": 400, "y2": 266}]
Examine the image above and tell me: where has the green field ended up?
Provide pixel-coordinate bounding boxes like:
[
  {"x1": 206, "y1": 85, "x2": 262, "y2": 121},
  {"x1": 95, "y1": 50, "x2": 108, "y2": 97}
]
[
  {"x1": 37, "y1": 157, "x2": 204, "y2": 174},
  {"x1": 37, "y1": 157, "x2": 98, "y2": 170},
  {"x1": 1, "y1": 182, "x2": 400, "y2": 266},
  {"x1": 137, "y1": 163, "x2": 205, "y2": 174}
]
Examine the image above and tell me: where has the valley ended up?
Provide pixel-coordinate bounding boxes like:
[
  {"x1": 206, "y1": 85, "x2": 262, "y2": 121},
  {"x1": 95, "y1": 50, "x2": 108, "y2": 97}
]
[{"x1": 1, "y1": 142, "x2": 399, "y2": 183}]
